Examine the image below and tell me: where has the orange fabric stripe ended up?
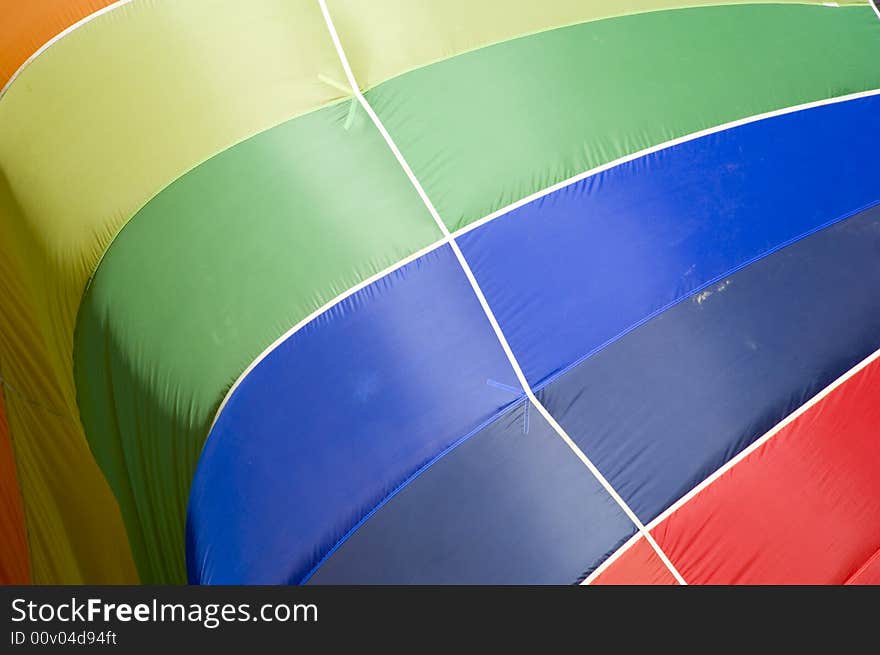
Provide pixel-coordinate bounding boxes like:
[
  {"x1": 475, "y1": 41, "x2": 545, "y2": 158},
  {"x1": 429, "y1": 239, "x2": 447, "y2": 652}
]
[
  {"x1": 0, "y1": 389, "x2": 30, "y2": 583},
  {"x1": 0, "y1": 0, "x2": 116, "y2": 89}
]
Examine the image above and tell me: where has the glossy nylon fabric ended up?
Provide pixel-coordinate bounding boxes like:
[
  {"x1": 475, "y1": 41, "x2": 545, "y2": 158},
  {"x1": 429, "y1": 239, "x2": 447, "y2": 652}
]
[
  {"x1": 0, "y1": 0, "x2": 115, "y2": 88},
  {"x1": 326, "y1": 0, "x2": 866, "y2": 91},
  {"x1": 847, "y1": 552, "x2": 880, "y2": 585},
  {"x1": 0, "y1": 0, "x2": 346, "y2": 583},
  {"x1": 187, "y1": 246, "x2": 527, "y2": 584},
  {"x1": 0, "y1": 390, "x2": 30, "y2": 583},
  {"x1": 309, "y1": 402, "x2": 633, "y2": 585},
  {"x1": 3, "y1": 0, "x2": 877, "y2": 584},
  {"x1": 459, "y1": 95, "x2": 880, "y2": 387},
  {"x1": 214, "y1": 96, "x2": 880, "y2": 584},
  {"x1": 78, "y1": 3, "x2": 880, "y2": 584},
  {"x1": 590, "y1": 539, "x2": 678, "y2": 586},
  {"x1": 0, "y1": 0, "x2": 346, "y2": 407},
  {"x1": 0, "y1": 205, "x2": 137, "y2": 583},
  {"x1": 365, "y1": 4, "x2": 880, "y2": 231},
  {"x1": 538, "y1": 204, "x2": 880, "y2": 523},
  {"x1": 653, "y1": 353, "x2": 880, "y2": 584},
  {"x1": 0, "y1": 0, "x2": 347, "y2": 406},
  {"x1": 75, "y1": 102, "x2": 439, "y2": 584}
]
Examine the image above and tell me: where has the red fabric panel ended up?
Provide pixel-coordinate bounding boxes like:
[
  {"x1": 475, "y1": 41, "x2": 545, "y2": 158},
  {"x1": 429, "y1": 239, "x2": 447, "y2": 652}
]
[
  {"x1": 845, "y1": 548, "x2": 880, "y2": 585},
  {"x1": 653, "y1": 355, "x2": 880, "y2": 584},
  {"x1": 589, "y1": 538, "x2": 678, "y2": 585}
]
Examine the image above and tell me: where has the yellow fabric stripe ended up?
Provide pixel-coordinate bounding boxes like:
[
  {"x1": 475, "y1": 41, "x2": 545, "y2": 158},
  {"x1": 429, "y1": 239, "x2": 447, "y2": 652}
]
[
  {"x1": 0, "y1": 0, "x2": 868, "y2": 583},
  {"x1": 327, "y1": 0, "x2": 867, "y2": 90},
  {"x1": 0, "y1": 0, "x2": 346, "y2": 405},
  {"x1": 0, "y1": 0, "x2": 346, "y2": 582},
  {"x1": 0, "y1": 190, "x2": 137, "y2": 583}
]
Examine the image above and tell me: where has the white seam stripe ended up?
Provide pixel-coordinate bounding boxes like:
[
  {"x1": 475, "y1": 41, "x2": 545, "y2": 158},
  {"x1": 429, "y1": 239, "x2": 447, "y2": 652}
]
[
  {"x1": 452, "y1": 88, "x2": 880, "y2": 239},
  {"x1": 206, "y1": 86, "x2": 879, "y2": 441},
  {"x1": 588, "y1": 346, "x2": 880, "y2": 583},
  {"x1": 207, "y1": 236, "x2": 448, "y2": 433},
  {"x1": 203, "y1": 0, "x2": 879, "y2": 583},
  {"x1": 318, "y1": 0, "x2": 686, "y2": 585},
  {"x1": 0, "y1": 0, "x2": 137, "y2": 100},
  {"x1": 645, "y1": 346, "x2": 880, "y2": 532}
]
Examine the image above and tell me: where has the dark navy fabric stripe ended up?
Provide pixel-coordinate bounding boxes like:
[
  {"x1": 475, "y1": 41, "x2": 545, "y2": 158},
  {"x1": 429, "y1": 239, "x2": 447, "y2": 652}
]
[
  {"x1": 538, "y1": 206, "x2": 880, "y2": 522},
  {"x1": 457, "y1": 95, "x2": 880, "y2": 387},
  {"x1": 186, "y1": 245, "x2": 525, "y2": 584},
  {"x1": 309, "y1": 401, "x2": 634, "y2": 585}
]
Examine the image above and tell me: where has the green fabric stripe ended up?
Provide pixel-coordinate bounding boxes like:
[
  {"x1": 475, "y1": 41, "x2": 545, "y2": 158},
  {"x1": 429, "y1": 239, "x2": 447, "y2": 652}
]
[
  {"x1": 73, "y1": 102, "x2": 441, "y2": 583},
  {"x1": 365, "y1": 4, "x2": 880, "y2": 231}
]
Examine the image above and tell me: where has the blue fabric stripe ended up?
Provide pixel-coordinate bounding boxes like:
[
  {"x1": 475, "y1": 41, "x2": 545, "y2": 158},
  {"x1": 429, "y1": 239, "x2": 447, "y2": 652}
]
[
  {"x1": 308, "y1": 402, "x2": 634, "y2": 584},
  {"x1": 457, "y1": 95, "x2": 880, "y2": 387},
  {"x1": 187, "y1": 96, "x2": 880, "y2": 584},
  {"x1": 538, "y1": 205, "x2": 880, "y2": 521},
  {"x1": 186, "y1": 245, "x2": 525, "y2": 584}
]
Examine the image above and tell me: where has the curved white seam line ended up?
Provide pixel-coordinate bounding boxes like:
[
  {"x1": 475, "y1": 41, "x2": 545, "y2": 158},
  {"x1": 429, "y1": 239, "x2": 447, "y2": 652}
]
[
  {"x1": 207, "y1": 236, "x2": 448, "y2": 433},
  {"x1": 205, "y1": 9, "x2": 880, "y2": 578},
  {"x1": 451, "y1": 87, "x2": 880, "y2": 240},
  {"x1": 872, "y1": 0, "x2": 880, "y2": 20},
  {"x1": 644, "y1": 346, "x2": 880, "y2": 533},
  {"x1": 319, "y1": 0, "x2": 686, "y2": 585},
  {"x1": 587, "y1": 346, "x2": 880, "y2": 583},
  {"x1": 0, "y1": 0, "x2": 870, "y2": 103},
  {"x1": 205, "y1": 86, "x2": 880, "y2": 443},
  {"x1": 0, "y1": 0, "x2": 137, "y2": 101}
]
